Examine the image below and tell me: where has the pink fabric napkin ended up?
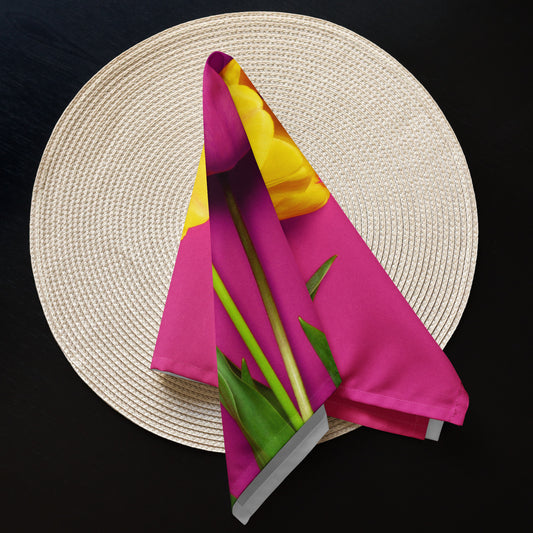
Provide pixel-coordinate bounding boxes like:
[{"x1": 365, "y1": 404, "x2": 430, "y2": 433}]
[{"x1": 151, "y1": 51, "x2": 469, "y2": 522}]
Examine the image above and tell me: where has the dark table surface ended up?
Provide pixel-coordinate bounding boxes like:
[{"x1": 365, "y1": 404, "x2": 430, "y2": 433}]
[{"x1": 1, "y1": 1, "x2": 531, "y2": 531}]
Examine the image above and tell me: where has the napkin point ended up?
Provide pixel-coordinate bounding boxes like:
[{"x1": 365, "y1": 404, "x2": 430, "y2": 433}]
[
  {"x1": 231, "y1": 405, "x2": 329, "y2": 525},
  {"x1": 206, "y1": 51, "x2": 233, "y2": 73}
]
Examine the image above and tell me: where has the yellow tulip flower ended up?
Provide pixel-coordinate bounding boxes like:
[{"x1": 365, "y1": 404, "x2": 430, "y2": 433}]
[{"x1": 181, "y1": 59, "x2": 329, "y2": 239}]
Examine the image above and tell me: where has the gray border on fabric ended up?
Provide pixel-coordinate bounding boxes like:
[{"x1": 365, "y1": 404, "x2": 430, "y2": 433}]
[
  {"x1": 232, "y1": 405, "x2": 329, "y2": 525},
  {"x1": 151, "y1": 368, "x2": 207, "y2": 385},
  {"x1": 425, "y1": 419, "x2": 444, "y2": 441}
]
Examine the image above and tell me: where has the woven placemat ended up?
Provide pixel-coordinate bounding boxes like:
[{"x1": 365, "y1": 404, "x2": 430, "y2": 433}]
[{"x1": 30, "y1": 12, "x2": 478, "y2": 452}]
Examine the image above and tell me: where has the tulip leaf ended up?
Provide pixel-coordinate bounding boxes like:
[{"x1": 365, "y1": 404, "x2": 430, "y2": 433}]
[
  {"x1": 218, "y1": 361, "x2": 272, "y2": 468},
  {"x1": 240, "y1": 358, "x2": 254, "y2": 388},
  {"x1": 306, "y1": 255, "x2": 337, "y2": 300},
  {"x1": 299, "y1": 318, "x2": 342, "y2": 387},
  {"x1": 217, "y1": 349, "x2": 295, "y2": 469},
  {"x1": 225, "y1": 356, "x2": 292, "y2": 425}
]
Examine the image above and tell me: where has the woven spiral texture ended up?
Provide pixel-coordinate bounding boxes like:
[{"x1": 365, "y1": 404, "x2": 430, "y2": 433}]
[{"x1": 30, "y1": 12, "x2": 478, "y2": 452}]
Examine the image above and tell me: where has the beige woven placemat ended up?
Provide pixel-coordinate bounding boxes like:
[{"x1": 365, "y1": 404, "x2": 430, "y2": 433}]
[{"x1": 30, "y1": 12, "x2": 477, "y2": 452}]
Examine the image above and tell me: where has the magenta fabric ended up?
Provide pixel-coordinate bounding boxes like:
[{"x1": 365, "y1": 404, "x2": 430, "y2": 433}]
[
  {"x1": 151, "y1": 51, "x2": 469, "y2": 442},
  {"x1": 281, "y1": 196, "x2": 469, "y2": 436},
  {"x1": 152, "y1": 220, "x2": 217, "y2": 384},
  {"x1": 204, "y1": 54, "x2": 338, "y2": 499},
  {"x1": 207, "y1": 155, "x2": 337, "y2": 412}
]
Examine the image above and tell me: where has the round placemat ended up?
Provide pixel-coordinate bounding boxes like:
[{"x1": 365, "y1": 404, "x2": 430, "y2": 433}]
[{"x1": 30, "y1": 12, "x2": 478, "y2": 452}]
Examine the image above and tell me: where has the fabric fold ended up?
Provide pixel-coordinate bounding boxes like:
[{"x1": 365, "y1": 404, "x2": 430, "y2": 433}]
[
  {"x1": 201, "y1": 51, "x2": 339, "y2": 521},
  {"x1": 151, "y1": 50, "x2": 469, "y2": 520}
]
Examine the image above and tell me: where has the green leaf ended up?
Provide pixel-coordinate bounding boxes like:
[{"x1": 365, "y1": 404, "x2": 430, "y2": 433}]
[
  {"x1": 306, "y1": 255, "x2": 337, "y2": 300},
  {"x1": 217, "y1": 349, "x2": 295, "y2": 469},
  {"x1": 218, "y1": 359, "x2": 271, "y2": 468},
  {"x1": 299, "y1": 318, "x2": 342, "y2": 387},
  {"x1": 218, "y1": 373, "x2": 238, "y2": 419},
  {"x1": 240, "y1": 358, "x2": 254, "y2": 388},
  {"x1": 251, "y1": 379, "x2": 293, "y2": 426},
  {"x1": 226, "y1": 357, "x2": 292, "y2": 425},
  {"x1": 238, "y1": 360, "x2": 293, "y2": 424},
  {"x1": 226, "y1": 356, "x2": 244, "y2": 378},
  {"x1": 230, "y1": 494, "x2": 237, "y2": 508},
  {"x1": 213, "y1": 265, "x2": 304, "y2": 430}
]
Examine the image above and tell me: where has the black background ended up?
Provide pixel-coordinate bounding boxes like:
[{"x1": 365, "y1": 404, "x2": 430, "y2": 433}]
[{"x1": 1, "y1": 1, "x2": 531, "y2": 531}]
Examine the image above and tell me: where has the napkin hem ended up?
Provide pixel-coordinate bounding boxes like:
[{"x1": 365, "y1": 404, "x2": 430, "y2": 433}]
[
  {"x1": 326, "y1": 382, "x2": 468, "y2": 433},
  {"x1": 326, "y1": 396, "x2": 429, "y2": 439},
  {"x1": 150, "y1": 357, "x2": 217, "y2": 387}
]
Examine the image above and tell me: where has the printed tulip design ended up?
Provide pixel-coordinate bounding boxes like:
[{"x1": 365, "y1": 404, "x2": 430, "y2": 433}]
[
  {"x1": 213, "y1": 177, "x2": 340, "y2": 468},
  {"x1": 181, "y1": 59, "x2": 330, "y2": 239},
  {"x1": 151, "y1": 53, "x2": 470, "y2": 519}
]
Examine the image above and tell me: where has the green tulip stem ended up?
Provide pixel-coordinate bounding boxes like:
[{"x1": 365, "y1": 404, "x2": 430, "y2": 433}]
[
  {"x1": 221, "y1": 179, "x2": 314, "y2": 422},
  {"x1": 212, "y1": 265, "x2": 304, "y2": 430}
]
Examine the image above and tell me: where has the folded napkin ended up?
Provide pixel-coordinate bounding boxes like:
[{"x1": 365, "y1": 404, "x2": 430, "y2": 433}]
[{"x1": 151, "y1": 52, "x2": 469, "y2": 522}]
